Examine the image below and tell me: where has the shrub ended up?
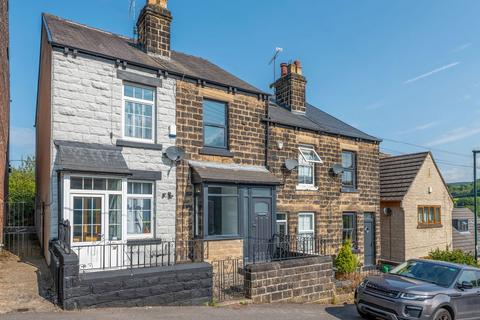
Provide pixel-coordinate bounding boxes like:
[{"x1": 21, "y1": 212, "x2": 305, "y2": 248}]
[
  {"x1": 428, "y1": 248, "x2": 478, "y2": 267},
  {"x1": 335, "y1": 240, "x2": 359, "y2": 274}
]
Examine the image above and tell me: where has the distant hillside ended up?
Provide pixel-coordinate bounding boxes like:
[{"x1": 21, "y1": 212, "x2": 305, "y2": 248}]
[{"x1": 448, "y1": 181, "x2": 480, "y2": 211}]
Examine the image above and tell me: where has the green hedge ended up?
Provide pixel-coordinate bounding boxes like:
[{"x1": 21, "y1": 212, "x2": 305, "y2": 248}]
[{"x1": 428, "y1": 248, "x2": 478, "y2": 267}]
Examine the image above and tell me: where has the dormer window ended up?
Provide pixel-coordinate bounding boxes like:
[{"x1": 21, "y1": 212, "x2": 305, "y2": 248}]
[{"x1": 123, "y1": 83, "x2": 155, "y2": 142}]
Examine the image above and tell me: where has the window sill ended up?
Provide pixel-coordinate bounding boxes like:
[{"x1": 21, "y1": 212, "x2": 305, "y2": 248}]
[
  {"x1": 296, "y1": 185, "x2": 319, "y2": 191},
  {"x1": 204, "y1": 235, "x2": 243, "y2": 241},
  {"x1": 117, "y1": 139, "x2": 163, "y2": 151},
  {"x1": 341, "y1": 187, "x2": 358, "y2": 193},
  {"x1": 417, "y1": 224, "x2": 443, "y2": 229},
  {"x1": 199, "y1": 147, "x2": 234, "y2": 157}
]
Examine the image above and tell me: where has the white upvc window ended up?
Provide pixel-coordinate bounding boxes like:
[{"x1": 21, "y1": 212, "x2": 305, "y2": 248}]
[
  {"x1": 127, "y1": 181, "x2": 154, "y2": 238},
  {"x1": 276, "y1": 212, "x2": 288, "y2": 236},
  {"x1": 298, "y1": 212, "x2": 315, "y2": 253},
  {"x1": 297, "y1": 145, "x2": 322, "y2": 189},
  {"x1": 64, "y1": 175, "x2": 124, "y2": 244},
  {"x1": 123, "y1": 83, "x2": 155, "y2": 142}
]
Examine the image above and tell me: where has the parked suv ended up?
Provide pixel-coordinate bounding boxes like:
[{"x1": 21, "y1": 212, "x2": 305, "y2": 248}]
[{"x1": 355, "y1": 259, "x2": 480, "y2": 320}]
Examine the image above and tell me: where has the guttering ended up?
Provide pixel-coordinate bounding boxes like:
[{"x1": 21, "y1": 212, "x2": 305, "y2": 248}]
[{"x1": 49, "y1": 42, "x2": 270, "y2": 100}]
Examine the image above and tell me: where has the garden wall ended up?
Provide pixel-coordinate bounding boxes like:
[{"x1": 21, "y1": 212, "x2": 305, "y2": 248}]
[
  {"x1": 244, "y1": 256, "x2": 334, "y2": 303},
  {"x1": 50, "y1": 242, "x2": 212, "y2": 310}
]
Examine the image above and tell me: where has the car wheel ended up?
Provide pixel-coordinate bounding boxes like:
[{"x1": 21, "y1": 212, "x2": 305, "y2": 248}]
[
  {"x1": 433, "y1": 308, "x2": 452, "y2": 320},
  {"x1": 356, "y1": 307, "x2": 375, "y2": 320}
]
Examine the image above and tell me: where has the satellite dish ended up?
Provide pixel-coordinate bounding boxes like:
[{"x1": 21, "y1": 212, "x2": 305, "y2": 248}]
[
  {"x1": 383, "y1": 208, "x2": 393, "y2": 216},
  {"x1": 165, "y1": 146, "x2": 185, "y2": 162},
  {"x1": 329, "y1": 163, "x2": 344, "y2": 176},
  {"x1": 284, "y1": 159, "x2": 299, "y2": 171}
]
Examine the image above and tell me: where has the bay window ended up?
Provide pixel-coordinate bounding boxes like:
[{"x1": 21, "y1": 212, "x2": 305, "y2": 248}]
[{"x1": 207, "y1": 186, "x2": 238, "y2": 237}]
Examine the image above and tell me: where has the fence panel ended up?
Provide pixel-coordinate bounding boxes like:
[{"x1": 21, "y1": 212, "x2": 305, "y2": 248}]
[{"x1": 2, "y1": 201, "x2": 39, "y2": 258}]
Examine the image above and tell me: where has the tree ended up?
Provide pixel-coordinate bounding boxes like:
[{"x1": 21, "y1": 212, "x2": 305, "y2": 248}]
[{"x1": 8, "y1": 156, "x2": 35, "y2": 214}]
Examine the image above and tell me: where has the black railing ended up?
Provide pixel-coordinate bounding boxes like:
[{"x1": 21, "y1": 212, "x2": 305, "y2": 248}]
[
  {"x1": 58, "y1": 221, "x2": 205, "y2": 272},
  {"x1": 249, "y1": 234, "x2": 333, "y2": 264},
  {"x1": 71, "y1": 238, "x2": 205, "y2": 272}
]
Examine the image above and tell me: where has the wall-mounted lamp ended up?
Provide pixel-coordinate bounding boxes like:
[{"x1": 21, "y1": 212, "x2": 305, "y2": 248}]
[{"x1": 277, "y1": 141, "x2": 284, "y2": 150}]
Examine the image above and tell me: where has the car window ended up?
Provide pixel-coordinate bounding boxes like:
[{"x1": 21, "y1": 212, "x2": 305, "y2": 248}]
[
  {"x1": 457, "y1": 271, "x2": 479, "y2": 288},
  {"x1": 390, "y1": 260, "x2": 460, "y2": 287}
]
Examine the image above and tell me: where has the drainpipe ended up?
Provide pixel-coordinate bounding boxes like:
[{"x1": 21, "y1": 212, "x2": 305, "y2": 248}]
[{"x1": 264, "y1": 96, "x2": 270, "y2": 170}]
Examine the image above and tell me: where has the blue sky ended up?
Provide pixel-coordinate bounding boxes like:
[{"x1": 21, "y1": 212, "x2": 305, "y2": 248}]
[{"x1": 8, "y1": 0, "x2": 480, "y2": 182}]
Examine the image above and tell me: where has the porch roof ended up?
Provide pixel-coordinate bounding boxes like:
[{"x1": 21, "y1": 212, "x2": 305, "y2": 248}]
[
  {"x1": 54, "y1": 140, "x2": 131, "y2": 175},
  {"x1": 189, "y1": 161, "x2": 281, "y2": 185}
]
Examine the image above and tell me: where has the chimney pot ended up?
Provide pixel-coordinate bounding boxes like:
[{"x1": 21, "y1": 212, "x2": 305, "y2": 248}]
[{"x1": 147, "y1": 0, "x2": 168, "y2": 8}]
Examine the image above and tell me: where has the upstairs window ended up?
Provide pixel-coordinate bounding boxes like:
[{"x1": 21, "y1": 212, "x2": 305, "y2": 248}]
[
  {"x1": 342, "y1": 151, "x2": 357, "y2": 191},
  {"x1": 298, "y1": 146, "x2": 322, "y2": 188},
  {"x1": 453, "y1": 219, "x2": 469, "y2": 232},
  {"x1": 203, "y1": 99, "x2": 228, "y2": 149},
  {"x1": 124, "y1": 84, "x2": 155, "y2": 141},
  {"x1": 418, "y1": 206, "x2": 441, "y2": 226}
]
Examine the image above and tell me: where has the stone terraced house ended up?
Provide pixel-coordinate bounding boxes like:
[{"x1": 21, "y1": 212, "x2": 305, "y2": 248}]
[{"x1": 36, "y1": 0, "x2": 381, "y2": 272}]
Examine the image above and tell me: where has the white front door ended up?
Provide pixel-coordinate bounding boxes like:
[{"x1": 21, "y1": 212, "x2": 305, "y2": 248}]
[{"x1": 70, "y1": 195, "x2": 105, "y2": 270}]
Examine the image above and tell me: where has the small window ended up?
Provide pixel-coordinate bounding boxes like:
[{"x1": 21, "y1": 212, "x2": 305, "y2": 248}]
[
  {"x1": 418, "y1": 206, "x2": 441, "y2": 225},
  {"x1": 298, "y1": 146, "x2": 321, "y2": 188},
  {"x1": 342, "y1": 212, "x2": 357, "y2": 246},
  {"x1": 298, "y1": 213, "x2": 314, "y2": 237},
  {"x1": 124, "y1": 83, "x2": 155, "y2": 141},
  {"x1": 342, "y1": 151, "x2": 357, "y2": 190},
  {"x1": 453, "y1": 219, "x2": 469, "y2": 232},
  {"x1": 276, "y1": 213, "x2": 288, "y2": 236},
  {"x1": 127, "y1": 181, "x2": 154, "y2": 237},
  {"x1": 203, "y1": 99, "x2": 228, "y2": 149},
  {"x1": 70, "y1": 177, "x2": 122, "y2": 191}
]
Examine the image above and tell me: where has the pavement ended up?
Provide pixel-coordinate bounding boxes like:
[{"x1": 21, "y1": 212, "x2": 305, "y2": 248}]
[
  {"x1": 2, "y1": 303, "x2": 361, "y2": 320},
  {"x1": 0, "y1": 250, "x2": 58, "y2": 314}
]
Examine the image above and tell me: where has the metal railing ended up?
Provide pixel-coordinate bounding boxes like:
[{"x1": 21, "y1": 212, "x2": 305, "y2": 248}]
[{"x1": 249, "y1": 234, "x2": 333, "y2": 264}]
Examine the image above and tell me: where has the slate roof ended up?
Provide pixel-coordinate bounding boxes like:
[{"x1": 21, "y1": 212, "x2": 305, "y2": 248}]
[
  {"x1": 380, "y1": 152, "x2": 430, "y2": 201},
  {"x1": 54, "y1": 140, "x2": 130, "y2": 175},
  {"x1": 42, "y1": 14, "x2": 264, "y2": 95},
  {"x1": 267, "y1": 101, "x2": 381, "y2": 142},
  {"x1": 189, "y1": 161, "x2": 281, "y2": 185}
]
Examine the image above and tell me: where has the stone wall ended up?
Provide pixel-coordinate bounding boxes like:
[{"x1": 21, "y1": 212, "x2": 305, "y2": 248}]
[
  {"x1": 50, "y1": 242, "x2": 212, "y2": 310},
  {"x1": 48, "y1": 50, "x2": 177, "y2": 241},
  {"x1": 268, "y1": 126, "x2": 381, "y2": 265},
  {"x1": 0, "y1": 0, "x2": 9, "y2": 243},
  {"x1": 244, "y1": 256, "x2": 334, "y2": 303}
]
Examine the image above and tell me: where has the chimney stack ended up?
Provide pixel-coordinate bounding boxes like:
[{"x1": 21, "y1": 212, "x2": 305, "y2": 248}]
[
  {"x1": 137, "y1": 0, "x2": 172, "y2": 59},
  {"x1": 271, "y1": 60, "x2": 307, "y2": 114}
]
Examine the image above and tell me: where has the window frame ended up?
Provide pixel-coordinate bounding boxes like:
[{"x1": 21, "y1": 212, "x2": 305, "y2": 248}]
[
  {"x1": 297, "y1": 145, "x2": 321, "y2": 190},
  {"x1": 276, "y1": 212, "x2": 288, "y2": 236},
  {"x1": 126, "y1": 180, "x2": 155, "y2": 239},
  {"x1": 417, "y1": 205, "x2": 442, "y2": 226},
  {"x1": 204, "y1": 184, "x2": 240, "y2": 239},
  {"x1": 298, "y1": 212, "x2": 315, "y2": 237},
  {"x1": 202, "y1": 98, "x2": 229, "y2": 150},
  {"x1": 453, "y1": 218, "x2": 469, "y2": 233},
  {"x1": 64, "y1": 174, "x2": 124, "y2": 245},
  {"x1": 342, "y1": 212, "x2": 358, "y2": 247},
  {"x1": 341, "y1": 150, "x2": 357, "y2": 191},
  {"x1": 122, "y1": 82, "x2": 156, "y2": 143}
]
